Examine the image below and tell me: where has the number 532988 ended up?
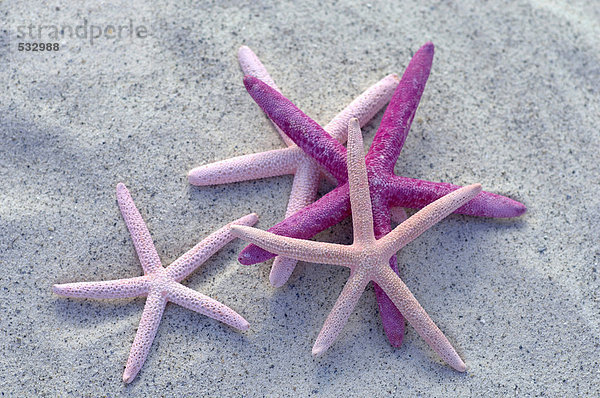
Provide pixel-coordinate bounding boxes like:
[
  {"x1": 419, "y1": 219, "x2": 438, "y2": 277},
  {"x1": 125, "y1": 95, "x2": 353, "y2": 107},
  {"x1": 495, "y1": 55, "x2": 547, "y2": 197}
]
[{"x1": 18, "y1": 42, "x2": 60, "y2": 51}]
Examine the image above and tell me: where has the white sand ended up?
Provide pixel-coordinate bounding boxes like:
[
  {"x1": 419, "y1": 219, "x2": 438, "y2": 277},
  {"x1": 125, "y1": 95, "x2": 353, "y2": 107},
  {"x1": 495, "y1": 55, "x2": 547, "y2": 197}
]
[{"x1": 1, "y1": 0, "x2": 599, "y2": 396}]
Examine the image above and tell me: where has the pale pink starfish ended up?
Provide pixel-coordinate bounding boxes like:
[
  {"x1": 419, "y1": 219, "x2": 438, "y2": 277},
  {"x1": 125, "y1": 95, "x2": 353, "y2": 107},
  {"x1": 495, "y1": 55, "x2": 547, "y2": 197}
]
[
  {"x1": 232, "y1": 118, "x2": 481, "y2": 371},
  {"x1": 53, "y1": 183, "x2": 257, "y2": 383},
  {"x1": 188, "y1": 46, "x2": 406, "y2": 289}
]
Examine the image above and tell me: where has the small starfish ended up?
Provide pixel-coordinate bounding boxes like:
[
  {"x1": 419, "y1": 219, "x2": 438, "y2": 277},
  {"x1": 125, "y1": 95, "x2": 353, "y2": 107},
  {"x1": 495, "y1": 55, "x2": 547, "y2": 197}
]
[
  {"x1": 188, "y1": 46, "x2": 406, "y2": 289},
  {"x1": 239, "y1": 42, "x2": 526, "y2": 347},
  {"x1": 232, "y1": 118, "x2": 480, "y2": 371},
  {"x1": 53, "y1": 183, "x2": 257, "y2": 383}
]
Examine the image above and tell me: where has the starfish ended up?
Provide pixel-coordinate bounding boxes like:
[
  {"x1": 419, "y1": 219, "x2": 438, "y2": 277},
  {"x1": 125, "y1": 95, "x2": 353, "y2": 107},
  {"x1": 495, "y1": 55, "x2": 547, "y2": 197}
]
[
  {"x1": 188, "y1": 46, "x2": 407, "y2": 290},
  {"x1": 238, "y1": 42, "x2": 526, "y2": 347},
  {"x1": 232, "y1": 118, "x2": 481, "y2": 371},
  {"x1": 53, "y1": 183, "x2": 257, "y2": 383}
]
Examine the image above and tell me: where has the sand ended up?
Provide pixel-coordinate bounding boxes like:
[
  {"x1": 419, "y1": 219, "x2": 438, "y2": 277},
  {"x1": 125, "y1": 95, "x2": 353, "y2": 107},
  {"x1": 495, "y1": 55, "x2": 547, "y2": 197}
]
[{"x1": 1, "y1": 0, "x2": 599, "y2": 396}]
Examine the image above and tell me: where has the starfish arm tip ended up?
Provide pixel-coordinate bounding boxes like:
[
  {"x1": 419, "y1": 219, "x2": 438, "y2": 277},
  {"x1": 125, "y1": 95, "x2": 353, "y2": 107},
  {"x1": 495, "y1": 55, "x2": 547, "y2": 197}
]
[
  {"x1": 187, "y1": 165, "x2": 233, "y2": 186},
  {"x1": 122, "y1": 368, "x2": 137, "y2": 384},
  {"x1": 237, "y1": 256, "x2": 251, "y2": 266},
  {"x1": 311, "y1": 344, "x2": 327, "y2": 357},
  {"x1": 237, "y1": 245, "x2": 257, "y2": 265},
  {"x1": 116, "y1": 182, "x2": 127, "y2": 193},
  {"x1": 269, "y1": 255, "x2": 299, "y2": 286},
  {"x1": 241, "y1": 213, "x2": 259, "y2": 226},
  {"x1": 489, "y1": 195, "x2": 527, "y2": 218},
  {"x1": 239, "y1": 319, "x2": 250, "y2": 331},
  {"x1": 473, "y1": 188, "x2": 527, "y2": 218},
  {"x1": 52, "y1": 283, "x2": 90, "y2": 297},
  {"x1": 269, "y1": 272, "x2": 288, "y2": 288},
  {"x1": 187, "y1": 168, "x2": 202, "y2": 185},
  {"x1": 456, "y1": 360, "x2": 467, "y2": 372},
  {"x1": 237, "y1": 44, "x2": 250, "y2": 55},
  {"x1": 511, "y1": 201, "x2": 527, "y2": 217},
  {"x1": 51, "y1": 284, "x2": 66, "y2": 295}
]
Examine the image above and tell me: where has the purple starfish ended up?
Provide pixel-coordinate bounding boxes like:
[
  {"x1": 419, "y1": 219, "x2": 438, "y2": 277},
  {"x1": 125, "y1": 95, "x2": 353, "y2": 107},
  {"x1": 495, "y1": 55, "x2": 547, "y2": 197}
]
[{"x1": 238, "y1": 42, "x2": 526, "y2": 347}]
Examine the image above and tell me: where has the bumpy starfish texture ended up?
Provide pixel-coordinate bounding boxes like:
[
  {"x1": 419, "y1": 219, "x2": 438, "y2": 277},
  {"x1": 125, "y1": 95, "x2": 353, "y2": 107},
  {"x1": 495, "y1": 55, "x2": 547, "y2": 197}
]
[
  {"x1": 239, "y1": 42, "x2": 526, "y2": 347},
  {"x1": 53, "y1": 183, "x2": 257, "y2": 383},
  {"x1": 189, "y1": 46, "x2": 405, "y2": 289},
  {"x1": 233, "y1": 118, "x2": 480, "y2": 371}
]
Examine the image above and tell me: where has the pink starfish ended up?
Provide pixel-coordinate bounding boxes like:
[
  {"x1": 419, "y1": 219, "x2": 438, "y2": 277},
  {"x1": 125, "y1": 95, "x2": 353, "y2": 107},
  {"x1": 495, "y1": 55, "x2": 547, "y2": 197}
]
[
  {"x1": 53, "y1": 183, "x2": 257, "y2": 383},
  {"x1": 188, "y1": 46, "x2": 406, "y2": 289},
  {"x1": 232, "y1": 118, "x2": 481, "y2": 371},
  {"x1": 239, "y1": 42, "x2": 526, "y2": 347}
]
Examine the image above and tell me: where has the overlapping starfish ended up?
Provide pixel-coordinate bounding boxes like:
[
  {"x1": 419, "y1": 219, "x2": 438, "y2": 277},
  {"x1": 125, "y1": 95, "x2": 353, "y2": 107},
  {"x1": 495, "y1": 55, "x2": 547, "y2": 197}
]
[
  {"x1": 238, "y1": 42, "x2": 526, "y2": 346},
  {"x1": 232, "y1": 118, "x2": 480, "y2": 370},
  {"x1": 189, "y1": 46, "x2": 407, "y2": 290},
  {"x1": 53, "y1": 183, "x2": 257, "y2": 383},
  {"x1": 54, "y1": 43, "x2": 527, "y2": 382}
]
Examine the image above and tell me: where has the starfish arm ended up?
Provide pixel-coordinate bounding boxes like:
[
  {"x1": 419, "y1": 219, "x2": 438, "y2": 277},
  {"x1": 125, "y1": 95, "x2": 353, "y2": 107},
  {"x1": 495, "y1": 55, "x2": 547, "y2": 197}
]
[
  {"x1": 116, "y1": 183, "x2": 162, "y2": 275},
  {"x1": 312, "y1": 269, "x2": 369, "y2": 356},
  {"x1": 270, "y1": 257, "x2": 297, "y2": 288},
  {"x1": 284, "y1": 160, "x2": 322, "y2": 217},
  {"x1": 347, "y1": 118, "x2": 375, "y2": 244},
  {"x1": 372, "y1": 205, "x2": 407, "y2": 347},
  {"x1": 387, "y1": 175, "x2": 526, "y2": 218},
  {"x1": 373, "y1": 275, "x2": 406, "y2": 347},
  {"x1": 389, "y1": 207, "x2": 408, "y2": 224},
  {"x1": 167, "y1": 283, "x2": 249, "y2": 330},
  {"x1": 238, "y1": 46, "x2": 280, "y2": 91},
  {"x1": 374, "y1": 265, "x2": 466, "y2": 372},
  {"x1": 237, "y1": 185, "x2": 352, "y2": 265},
  {"x1": 238, "y1": 46, "x2": 295, "y2": 147},
  {"x1": 122, "y1": 289, "x2": 167, "y2": 383},
  {"x1": 345, "y1": 121, "x2": 411, "y2": 349},
  {"x1": 380, "y1": 184, "x2": 482, "y2": 257},
  {"x1": 165, "y1": 213, "x2": 259, "y2": 282},
  {"x1": 188, "y1": 147, "x2": 299, "y2": 186},
  {"x1": 366, "y1": 42, "x2": 434, "y2": 173},
  {"x1": 323, "y1": 74, "x2": 399, "y2": 142},
  {"x1": 270, "y1": 161, "x2": 321, "y2": 287},
  {"x1": 52, "y1": 276, "x2": 150, "y2": 299},
  {"x1": 243, "y1": 76, "x2": 348, "y2": 183},
  {"x1": 232, "y1": 225, "x2": 353, "y2": 267}
]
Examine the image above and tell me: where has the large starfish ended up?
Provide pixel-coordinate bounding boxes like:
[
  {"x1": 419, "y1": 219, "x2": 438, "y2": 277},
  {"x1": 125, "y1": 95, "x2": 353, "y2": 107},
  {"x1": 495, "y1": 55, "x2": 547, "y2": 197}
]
[
  {"x1": 188, "y1": 46, "x2": 406, "y2": 290},
  {"x1": 239, "y1": 42, "x2": 526, "y2": 347},
  {"x1": 232, "y1": 118, "x2": 481, "y2": 371},
  {"x1": 53, "y1": 183, "x2": 257, "y2": 383}
]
